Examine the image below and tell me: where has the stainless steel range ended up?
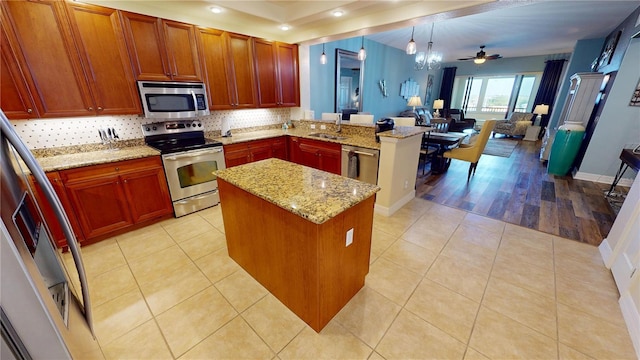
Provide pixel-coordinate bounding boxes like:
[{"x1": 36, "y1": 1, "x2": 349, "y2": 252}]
[{"x1": 142, "y1": 120, "x2": 225, "y2": 217}]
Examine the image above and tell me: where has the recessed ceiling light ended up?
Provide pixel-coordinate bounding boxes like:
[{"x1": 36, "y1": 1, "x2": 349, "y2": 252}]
[
  {"x1": 332, "y1": 10, "x2": 344, "y2": 17},
  {"x1": 280, "y1": 25, "x2": 290, "y2": 31},
  {"x1": 209, "y1": 6, "x2": 222, "y2": 13}
]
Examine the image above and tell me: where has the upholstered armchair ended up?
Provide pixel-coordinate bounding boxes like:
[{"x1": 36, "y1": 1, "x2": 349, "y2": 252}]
[
  {"x1": 444, "y1": 109, "x2": 476, "y2": 132},
  {"x1": 492, "y1": 112, "x2": 534, "y2": 137}
]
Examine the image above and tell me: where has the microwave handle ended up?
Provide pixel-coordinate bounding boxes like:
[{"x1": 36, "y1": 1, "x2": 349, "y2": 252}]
[{"x1": 191, "y1": 91, "x2": 197, "y2": 111}]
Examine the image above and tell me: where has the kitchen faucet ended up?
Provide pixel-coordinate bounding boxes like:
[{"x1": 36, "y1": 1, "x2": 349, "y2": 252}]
[{"x1": 335, "y1": 113, "x2": 342, "y2": 133}]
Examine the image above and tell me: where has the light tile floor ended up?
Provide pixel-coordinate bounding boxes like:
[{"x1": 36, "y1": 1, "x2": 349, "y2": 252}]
[{"x1": 70, "y1": 198, "x2": 636, "y2": 359}]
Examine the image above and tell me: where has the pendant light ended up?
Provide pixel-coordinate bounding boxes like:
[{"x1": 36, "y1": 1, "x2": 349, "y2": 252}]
[
  {"x1": 358, "y1": 36, "x2": 366, "y2": 61},
  {"x1": 415, "y1": 23, "x2": 442, "y2": 70},
  {"x1": 406, "y1": 26, "x2": 416, "y2": 55},
  {"x1": 320, "y1": 43, "x2": 327, "y2": 65}
]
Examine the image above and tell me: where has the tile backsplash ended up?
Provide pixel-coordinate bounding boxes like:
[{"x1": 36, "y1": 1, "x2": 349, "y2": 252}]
[{"x1": 10, "y1": 108, "x2": 292, "y2": 149}]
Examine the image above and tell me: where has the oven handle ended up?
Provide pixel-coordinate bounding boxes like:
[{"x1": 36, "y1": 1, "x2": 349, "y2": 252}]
[
  {"x1": 164, "y1": 148, "x2": 223, "y2": 161},
  {"x1": 176, "y1": 190, "x2": 218, "y2": 204}
]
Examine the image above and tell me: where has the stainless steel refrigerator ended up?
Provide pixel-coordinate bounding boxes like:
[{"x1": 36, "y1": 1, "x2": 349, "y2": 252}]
[{"x1": 0, "y1": 110, "x2": 102, "y2": 359}]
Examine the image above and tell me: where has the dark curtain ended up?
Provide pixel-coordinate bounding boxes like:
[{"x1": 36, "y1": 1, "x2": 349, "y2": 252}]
[
  {"x1": 533, "y1": 60, "x2": 566, "y2": 129},
  {"x1": 439, "y1": 67, "x2": 456, "y2": 110}
]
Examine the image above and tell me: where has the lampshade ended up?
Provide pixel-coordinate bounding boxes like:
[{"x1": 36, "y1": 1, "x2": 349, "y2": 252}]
[
  {"x1": 534, "y1": 104, "x2": 549, "y2": 115},
  {"x1": 320, "y1": 43, "x2": 327, "y2": 65},
  {"x1": 358, "y1": 36, "x2": 366, "y2": 61},
  {"x1": 407, "y1": 96, "x2": 422, "y2": 107},
  {"x1": 406, "y1": 27, "x2": 416, "y2": 55},
  {"x1": 433, "y1": 99, "x2": 444, "y2": 109}
]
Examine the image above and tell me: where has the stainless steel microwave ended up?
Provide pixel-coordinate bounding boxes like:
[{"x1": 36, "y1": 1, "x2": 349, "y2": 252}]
[{"x1": 137, "y1": 81, "x2": 210, "y2": 119}]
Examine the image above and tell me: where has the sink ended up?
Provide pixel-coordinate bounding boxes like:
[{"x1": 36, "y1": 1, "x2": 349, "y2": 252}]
[{"x1": 307, "y1": 132, "x2": 349, "y2": 141}]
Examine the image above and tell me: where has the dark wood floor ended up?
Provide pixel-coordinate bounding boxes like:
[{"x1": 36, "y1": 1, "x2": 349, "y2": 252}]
[{"x1": 415, "y1": 137, "x2": 626, "y2": 246}]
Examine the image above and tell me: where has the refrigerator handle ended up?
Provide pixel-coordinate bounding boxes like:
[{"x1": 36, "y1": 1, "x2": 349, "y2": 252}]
[{"x1": 0, "y1": 111, "x2": 94, "y2": 335}]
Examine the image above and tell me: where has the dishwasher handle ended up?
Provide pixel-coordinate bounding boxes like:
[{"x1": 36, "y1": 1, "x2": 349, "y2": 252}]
[{"x1": 341, "y1": 148, "x2": 377, "y2": 157}]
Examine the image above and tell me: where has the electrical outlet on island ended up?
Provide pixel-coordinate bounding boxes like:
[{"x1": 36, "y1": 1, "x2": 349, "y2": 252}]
[
  {"x1": 310, "y1": 124, "x2": 316, "y2": 129},
  {"x1": 320, "y1": 124, "x2": 327, "y2": 130}
]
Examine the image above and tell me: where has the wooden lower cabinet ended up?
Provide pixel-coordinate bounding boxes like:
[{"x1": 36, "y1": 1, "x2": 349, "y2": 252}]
[
  {"x1": 223, "y1": 136, "x2": 288, "y2": 167},
  {"x1": 61, "y1": 156, "x2": 172, "y2": 240},
  {"x1": 288, "y1": 137, "x2": 341, "y2": 175}
]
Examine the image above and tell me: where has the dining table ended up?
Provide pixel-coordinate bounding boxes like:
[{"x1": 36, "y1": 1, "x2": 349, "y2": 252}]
[{"x1": 422, "y1": 131, "x2": 469, "y2": 174}]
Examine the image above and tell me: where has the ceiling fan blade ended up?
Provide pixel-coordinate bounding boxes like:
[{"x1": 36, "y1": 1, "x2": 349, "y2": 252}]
[
  {"x1": 457, "y1": 57, "x2": 475, "y2": 60},
  {"x1": 485, "y1": 54, "x2": 502, "y2": 60}
]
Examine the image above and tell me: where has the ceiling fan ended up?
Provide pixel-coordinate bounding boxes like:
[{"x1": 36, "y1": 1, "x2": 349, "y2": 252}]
[{"x1": 458, "y1": 45, "x2": 502, "y2": 63}]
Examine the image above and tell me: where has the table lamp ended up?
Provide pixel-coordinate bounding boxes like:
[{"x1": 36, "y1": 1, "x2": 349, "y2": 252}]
[
  {"x1": 533, "y1": 104, "x2": 549, "y2": 125},
  {"x1": 433, "y1": 99, "x2": 444, "y2": 118},
  {"x1": 407, "y1": 96, "x2": 422, "y2": 112}
]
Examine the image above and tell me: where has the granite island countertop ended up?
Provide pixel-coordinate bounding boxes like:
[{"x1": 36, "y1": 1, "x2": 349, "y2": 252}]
[{"x1": 215, "y1": 158, "x2": 380, "y2": 224}]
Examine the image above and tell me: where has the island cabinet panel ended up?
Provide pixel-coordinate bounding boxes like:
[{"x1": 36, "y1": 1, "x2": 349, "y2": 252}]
[
  {"x1": 120, "y1": 12, "x2": 201, "y2": 82},
  {"x1": 65, "y1": 2, "x2": 141, "y2": 115},
  {"x1": 28, "y1": 172, "x2": 85, "y2": 249},
  {"x1": 253, "y1": 39, "x2": 299, "y2": 107},
  {"x1": 218, "y1": 179, "x2": 374, "y2": 332},
  {"x1": 0, "y1": 29, "x2": 40, "y2": 119},
  {"x1": 197, "y1": 28, "x2": 257, "y2": 109},
  {"x1": 288, "y1": 137, "x2": 341, "y2": 175},
  {"x1": 60, "y1": 157, "x2": 173, "y2": 240},
  {"x1": 1, "y1": 0, "x2": 95, "y2": 118}
]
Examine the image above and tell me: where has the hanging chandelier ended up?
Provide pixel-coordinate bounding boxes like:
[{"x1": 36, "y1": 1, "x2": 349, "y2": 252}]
[{"x1": 415, "y1": 23, "x2": 442, "y2": 70}]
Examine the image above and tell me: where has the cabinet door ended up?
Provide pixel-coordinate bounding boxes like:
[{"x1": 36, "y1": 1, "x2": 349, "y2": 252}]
[
  {"x1": 121, "y1": 167, "x2": 173, "y2": 223},
  {"x1": 317, "y1": 144, "x2": 341, "y2": 175},
  {"x1": 163, "y1": 20, "x2": 201, "y2": 81},
  {"x1": 297, "y1": 142, "x2": 321, "y2": 169},
  {"x1": 253, "y1": 39, "x2": 278, "y2": 107},
  {"x1": 276, "y1": 42, "x2": 299, "y2": 107},
  {"x1": 288, "y1": 136, "x2": 302, "y2": 164},
  {"x1": 271, "y1": 136, "x2": 288, "y2": 160},
  {"x1": 1, "y1": 0, "x2": 94, "y2": 118},
  {"x1": 120, "y1": 11, "x2": 171, "y2": 81},
  {"x1": 66, "y1": 3, "x2": 141, "y2": 115},
  {"x1": 227, "y1": 33, "x2": 257, "y2": 108},
  {"x1": 64, "y1": 174, "x2": 133, "y2": 239},
  {"x1": 1, "y1": 28, "x2": 39, "y2": 119},
  {"x1": 248, "y1": 140, "x2": 272, "y2": 162},
  {"x1": 197, "y1": 27, "x2": 233, "y2": 109},
  {"x1": 224, "y1": 143, "x2": 251, "y2": 168}
]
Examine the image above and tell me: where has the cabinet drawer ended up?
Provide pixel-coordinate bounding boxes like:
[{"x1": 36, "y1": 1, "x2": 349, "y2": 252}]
[{"x1": 61, "y1": 156, "x2": 163, "y2": 183}]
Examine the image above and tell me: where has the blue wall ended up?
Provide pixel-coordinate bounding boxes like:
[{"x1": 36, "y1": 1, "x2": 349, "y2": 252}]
[{"x1": 309, "y1": 39, "x2": 442, "y2": 121}]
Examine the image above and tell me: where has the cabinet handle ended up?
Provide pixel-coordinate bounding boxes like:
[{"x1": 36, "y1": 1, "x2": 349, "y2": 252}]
[
  {"x1": 173, "y1": 73, "x2": 177, "y2": 76},
  {"x1": 124, "y1": 179, "x2": 128, "y2": 183},
  {"x1": 97, "y1": 106, "x2": 103, "y2": 111},
  {"x1": 166, "y1": 73, "x2": 170, "y2": 76},
  {"x1": 27, "y1": 108, "x2": 33, "y2": 113},
  {"x1": 115, "y1": 167, "x2": 119, "y2": 171},
  {"x1": 88, "y1": 107, "x2": 93, "y2": 111}
]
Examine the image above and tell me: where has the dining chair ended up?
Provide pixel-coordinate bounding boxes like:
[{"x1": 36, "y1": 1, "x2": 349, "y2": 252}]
[
  {"x1": 321, "y1": 112, "x2": 341, "y2": 121},
  {"x1": 430, "y1": 117, "x2": 450, "y2": 133},
  {"x1": 443, "y1": 119, "x2": 497, "y2": 182},
  {"x1": 389, "y1": 117, "x2": 416, "y2": 126},
  {"x1": 349, "y1": 114, "x2": 375, "y2": 124}
]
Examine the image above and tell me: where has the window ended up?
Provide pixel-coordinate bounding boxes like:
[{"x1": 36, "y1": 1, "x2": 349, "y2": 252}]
[{"x1": 452, "y1": 73, "x2": 541, "y2": 118}]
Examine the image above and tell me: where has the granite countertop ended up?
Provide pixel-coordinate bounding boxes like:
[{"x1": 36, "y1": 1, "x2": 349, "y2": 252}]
[
  {"x1": 376, "y1": 126, "x2": 429, "y2": 139},
  {"x1": 216, "y1": 128, "x2": 381, "y2": 150},
  {"x1": 216, "y1": 158, "x2": 380, "y2": 224},
  {"x1": 36, "y1": 145, "x2": 160, "y2": 172}
]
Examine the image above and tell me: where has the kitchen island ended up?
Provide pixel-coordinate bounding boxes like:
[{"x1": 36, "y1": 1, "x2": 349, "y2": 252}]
[{"x1": 216, "y1": 158, "x2": 380, "y2": 332}]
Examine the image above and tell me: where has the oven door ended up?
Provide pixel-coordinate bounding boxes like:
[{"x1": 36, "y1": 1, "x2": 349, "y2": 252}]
[{"x1": 161, "y1": 147, "x2": 225, "y2": 202}]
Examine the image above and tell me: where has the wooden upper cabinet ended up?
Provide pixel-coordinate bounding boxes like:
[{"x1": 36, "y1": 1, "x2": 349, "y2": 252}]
[
  {"x1": 197, "y1": 28, "x2": 257, "y2": 109},
  {"x1": 1, "y1": 29, "x2": 40, "y2": 119},
  {"x1": 121, "y1": 12, "x2": 201, "y2": 82},
  {"x1": 1, "y1": 0, "x2": 94, "y2": 118},
  {"x1": 253, "y1": 39, "x2": 299, "y2": 108},
  {"x1": 65, "y1": 2, "x2": 140, "y2": 115}
]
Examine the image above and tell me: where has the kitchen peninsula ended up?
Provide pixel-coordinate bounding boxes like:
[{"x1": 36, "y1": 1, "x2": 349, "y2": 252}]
[{"x1": 216, "y1": 158, "x2": 380, "y2": 332}]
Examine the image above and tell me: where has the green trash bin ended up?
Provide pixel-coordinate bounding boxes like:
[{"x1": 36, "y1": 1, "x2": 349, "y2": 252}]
[{"x1": 548, "y1": 122, "x2": 585, "y2": 176}]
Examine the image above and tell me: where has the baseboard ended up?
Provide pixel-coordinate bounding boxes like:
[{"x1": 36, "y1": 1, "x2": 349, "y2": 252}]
[
  {"x1": 619, "y1": 293, "x2": 640, "y2": 359},
  {"x1": 374, "y1": 190, "x2": 415, "y2": 217},
  {"x1": 574, "y1": 171, "x2": 635, "y2": 187},
  {"x1": 598, "y1": 238, "x2": 613, "y2": 268}
]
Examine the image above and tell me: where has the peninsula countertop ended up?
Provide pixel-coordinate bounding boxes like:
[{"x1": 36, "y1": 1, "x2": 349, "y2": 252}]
[{"x1": 215, "y1": 158, "x2": 380, "y2": 224}]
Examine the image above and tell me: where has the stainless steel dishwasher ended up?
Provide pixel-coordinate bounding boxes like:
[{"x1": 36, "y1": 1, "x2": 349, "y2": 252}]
[{"x1": 341, "y1": 145, "x2": 380, "y2": 185}]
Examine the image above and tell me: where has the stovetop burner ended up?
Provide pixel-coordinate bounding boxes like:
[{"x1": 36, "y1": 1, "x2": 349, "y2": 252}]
[{"x1": 142, "y1": 120, "x2": 223, "y2": 154}]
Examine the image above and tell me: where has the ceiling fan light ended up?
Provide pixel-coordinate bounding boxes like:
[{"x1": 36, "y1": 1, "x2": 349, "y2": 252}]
[
  {"x1": 332, "y1": 10, "x2": 344, "y2": 17},
  {"x1": 474, "y1": 57, "x2": 486, "y2": 64}
]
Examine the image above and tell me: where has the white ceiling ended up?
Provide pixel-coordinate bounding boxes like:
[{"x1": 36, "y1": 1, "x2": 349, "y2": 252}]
[{"x1": 87, "y1": 0, "x2": 639, "y2": 62}]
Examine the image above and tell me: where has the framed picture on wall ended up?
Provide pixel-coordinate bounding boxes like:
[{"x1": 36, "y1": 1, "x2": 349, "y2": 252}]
[
  {"x1": 597, "y1": 30, "x2": 621, "y2": 70},
  {"x1": 630, "y1": 78, "x2": 640, "y2": 106},
  {"x1": 425, "y1": 74, "x2": 434, "y2": 106}
]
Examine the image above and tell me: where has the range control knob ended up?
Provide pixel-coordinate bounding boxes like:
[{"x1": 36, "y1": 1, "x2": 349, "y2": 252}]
[
  {"x1": 197, "y1": 123, "x2": 202, "y2": 127},
  {"x1": 192, "y1": 122, "x2": 198, "y2": 128},
  {"x1": 145, "y1": 127, "x2": 150, "y2": 132},
  {"x1": 186, "y1": 123, "x2": 191, "y2": 127},
  {"x1": 152, "y1": 126, "x2": 157, "y2": 131}
]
